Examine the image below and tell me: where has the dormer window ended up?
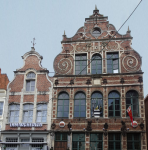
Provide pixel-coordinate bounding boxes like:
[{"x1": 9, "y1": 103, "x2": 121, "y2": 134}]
[{"x1": 26, "y1": 72, "x2": 36, "y2": 91}]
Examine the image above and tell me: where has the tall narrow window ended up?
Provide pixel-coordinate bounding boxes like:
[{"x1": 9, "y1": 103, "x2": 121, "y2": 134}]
[
  {"x1": 91, "y1": 92, "x2": 103, "y2": 117},
  {"x1": 26, "y1": 72, "x2": 36, "y2": 91},
  {"x1": 36, "y1": 103, "x2": 47, "y2": 122},
  {"x1": 23, "y1": 104, "x2": 33, "y2": 122},
  {"x1": 0, "y1": 102, "x2": 4, "y2": 115},
  {"x1": 9, "y1": 104, "x2": 20, "y2": 123},
  {"x1": 72, "y1": 133, "x2": 85, "y2": 150},
  {"x1": 57, "y1": 92, "x2": 69, "y2": 118},
  {"x1": 127, "y1": 133, "x2": 141, "y2": 150},
  {"x1": 108, "y1": 133, "x2": 121, "y2": 150},
  {"x1": 108, "y1": 91, "x2": 120, "y2": 117},
  {"x1": 107, "y1": 53, "x2": 119, "y2": 73},
  {"x1": 74, "y1": 92, "x2": 86, "y2": 118},
  {"x1": 75, "y1": 54, "x2": 87, "y2": 75},
  {"x1": 91, "y1": 54, "x2": 102, "y2": 74},
  {"x1": 126, "y1": 91, "x2": 139, "y2": 117},
  {"x1": 90, "y1": 133, "x2": 103, "y2": 150}
]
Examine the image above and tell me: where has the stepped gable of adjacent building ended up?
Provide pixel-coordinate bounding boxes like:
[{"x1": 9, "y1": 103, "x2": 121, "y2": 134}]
[{"x1": 53, "y1": 8, "x2": 142, "y2": 75}]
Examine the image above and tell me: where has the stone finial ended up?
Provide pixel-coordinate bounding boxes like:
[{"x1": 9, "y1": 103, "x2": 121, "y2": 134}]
[
  {"x1": 95, "y1": 5, "x2": 98, "y2": 10},
  {"x1": 127, "y1": 26, "x2": 131, "y2": 33},
  {"x1": 64, "y1": 30, "x2": 66, "y2": 35}
]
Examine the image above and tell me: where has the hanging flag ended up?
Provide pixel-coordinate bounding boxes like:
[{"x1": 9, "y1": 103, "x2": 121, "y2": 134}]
[{"x1": 127, "y1": 106, "x2": 133, "y2": 126}]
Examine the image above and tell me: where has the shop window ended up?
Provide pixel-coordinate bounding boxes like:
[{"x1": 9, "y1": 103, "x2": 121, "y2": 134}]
[
  {"x1": 108, "y1": 91, "x2": 120, "y2": 117},
  {"x1": 23, "y1": 104, "x2": 33, "y2": 122},
  {"x1": 74, "y1": 92, "x2": 86, "y2": 118},
  {"x1": 91, "y1": 54, "x2": 102, "y2": 74},
  {"x1": 126, "y1": 90, "x2": 139, "y2": 117},
  {"x1": 36, "y1": 103, "x2": 47, "y2": 122},
  {"x1": 0, "y1": 102, "x2": 4, "y2": 115},
  {"x1": 72, "y1": 133, "x2": 85, "y2": 150},
  {"x1": 75, "y1": 54, "x2": 87, "y2": 75},
  {"x1": 90, "y1": 133, "x2": 103, "y2": 150},
  {"x1": 127, "y1": 134, "x2": 141, "y2": 150},
  {"x1": 57, "y1": 92, "x2": 69, "y2": 118},
  {"x1": 91, "y1": 92, "x2": 103, "y2": 117},
  {"x1": 55, "y1": 133, "x2": 67, "y2": 141},
  {"x1": 9, "y1": 104, "x2": 20, "y2": 123},
  {"x1": 32, "y1": 138, "x2": 44, "y2": 142},
  {"x1": 26, "y1": 72, "x2": 36, "y2": 91},
  {"x1": 107, "y1": 53, "x2": 119, "y2": 73},
  {"x1": 108, "y1": 133, "x2": 121, "y2": 150},
  {"x1": 6, "y1": 138, "x2": 18, "y2": 142},
  {"x1": 32, "y1": 144, "x2": 43, "y2": 150}
]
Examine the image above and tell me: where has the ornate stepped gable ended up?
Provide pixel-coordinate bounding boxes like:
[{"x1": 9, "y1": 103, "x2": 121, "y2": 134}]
[{"x1": 53, "y1": 8, "x2": 142, "y2": 75}]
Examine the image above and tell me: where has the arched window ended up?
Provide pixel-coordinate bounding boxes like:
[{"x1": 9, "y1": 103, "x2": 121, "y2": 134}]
[
  {"x1": 26, "y1": 72, "x2": 36, "y2": 91},
  {"x1": 108, "y1": 91, "x2": 120, "y2": 117},
  {"x1": 57, "y1": 92, "x2": 69, "y2": 118},
  {"x1": 91, "y1": 92, "x2": 103, "y2": 117},
  {"x1": 126, "y1": 90, "x2": 139, "y2": 117},
  {"x1": 23, "y1": 104, "x2": 33, "y2": 122},
  {"x1": 36, "y1": 103, "x2": 47, "y2": 122},
  {"x1": 74, "y1": 92, "x2": 86, "y2": 118},
  {"x1": 9, "y1": 104, "x2": 20, "y2": 123},
  {"x1": 91, "y1": 54, "x2": 102, "y2": 74}
]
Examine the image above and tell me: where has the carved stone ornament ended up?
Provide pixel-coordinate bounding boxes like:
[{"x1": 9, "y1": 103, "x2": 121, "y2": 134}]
[
  {"x1": 122, "y1": 54, "x2": 141, "y2": 72},
  {"x1": 54, "y1": 55, "x2": 73, "y2": 75}
]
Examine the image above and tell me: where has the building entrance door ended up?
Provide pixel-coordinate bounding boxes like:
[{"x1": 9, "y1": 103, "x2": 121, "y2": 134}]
[
  {"x1": 54, "y1": 141, "x2": 67, "y2": 150},
  {"x1": 54, "y1": 133, "x2": 68, "y2": 150}
]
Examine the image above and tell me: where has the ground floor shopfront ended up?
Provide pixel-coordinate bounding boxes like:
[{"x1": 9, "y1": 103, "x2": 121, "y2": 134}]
[
  {"x1": 53, "y1": 132, "x2": 145, "y2": 150},
  {"x1": 0, "y1": 131, "x2": 50, "y2": 150}
]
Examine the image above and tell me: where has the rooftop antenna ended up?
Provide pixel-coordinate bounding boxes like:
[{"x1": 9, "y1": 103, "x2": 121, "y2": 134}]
[{"x1": 31, "y1": 38, "x2": 36, "y2": 47}]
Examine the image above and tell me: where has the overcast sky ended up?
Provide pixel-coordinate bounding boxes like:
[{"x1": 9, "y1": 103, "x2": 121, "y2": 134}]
[{"x1": 0, "y1": 0, "x2": 147, "y2": 96}]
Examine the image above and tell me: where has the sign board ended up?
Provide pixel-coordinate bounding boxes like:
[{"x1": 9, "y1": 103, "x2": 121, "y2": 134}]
[
  {"x1": 131, "y1": 121, "x2": 138, "y2": 128},
  {"x1": 10, "y1": 123, "x2": 42, "y2": 127},
  {"x1": 59, "y1": 121, "x2": 65, "y2": 128}
]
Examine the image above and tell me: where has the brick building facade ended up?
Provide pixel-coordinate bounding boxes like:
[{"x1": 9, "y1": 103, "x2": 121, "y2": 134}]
[
  {"x1": 51, "y1": 8, "x2": 147, "y2": 150},
  {"x1": 1, "y1": 47, "x2": 53, "y2": 150},
  {"x1": 0, "y1": 69, "x2": 9, "y2": 150}
]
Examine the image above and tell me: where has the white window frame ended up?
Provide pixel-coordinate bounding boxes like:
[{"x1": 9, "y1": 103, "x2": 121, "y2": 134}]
[
  {"x1": 9, "y1": 104, "x2": 20, "y2": 123},
  {"x1": 36, "y1": 103, "x2": 47, "y2": 123},
  {"x1": 26, "y1": 72, "x2": 36, "y2": 92},
  {"x1": 23, "y1": 103, "x2": 33, "y2": 123}
]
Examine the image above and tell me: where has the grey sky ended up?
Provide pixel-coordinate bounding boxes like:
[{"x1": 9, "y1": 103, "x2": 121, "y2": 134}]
[{"x1": 0, "y1": 0, "x2": 147, "y2": 96}]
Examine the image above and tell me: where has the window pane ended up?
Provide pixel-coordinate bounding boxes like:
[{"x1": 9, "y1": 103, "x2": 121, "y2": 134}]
[
  {"x1": 58, "y1": 106, "x2": 63, "y2": 111},
  {"x1": 74, "y1": 112, "x2": 79, "y2": 117},
  {"x1": 58, "y1": 100, "x2": 63, "y2": 105},
  {"x1": 109, "y1": 111, "x2": 113, "y2": 116},
  {"x1": 64, "y1": 106, "x2": 69, "y2": 111},
  {"x1": 63, "y1": 112, "x2": 68, "y2": 117},
  {"x1": 74, "y1": 106, "x2": 79, "y2": 111},
  {"x1": 64, "y1": 100, "x2": 69, "y2": 105},
  {"x1": 81, "y1": 106, "x2": 85, "y2": 111},
  {"x1": 75, "y1": 100, "x2": 79, "y2": 105},
  {"x1": 80, "y1": 112, "x2": 86, "y2": 117},
  {"x1": 57, "y1": 112, "x2": 63, "y2": 117}
]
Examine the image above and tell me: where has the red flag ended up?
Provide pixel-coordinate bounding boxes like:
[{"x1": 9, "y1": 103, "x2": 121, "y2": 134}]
[{"x1": 127, "y1": 106, "x2": 133, "y2": 126}]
